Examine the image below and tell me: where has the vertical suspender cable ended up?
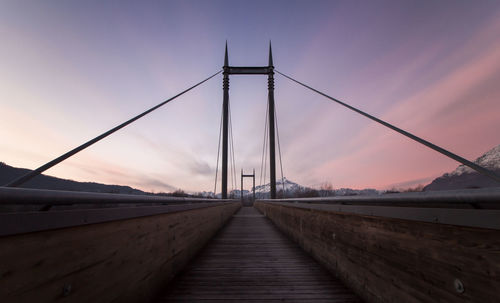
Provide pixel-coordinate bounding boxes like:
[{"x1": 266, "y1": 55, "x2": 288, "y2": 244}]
[
  {"x1": 260, "y1": 98, "x2": 269, "y2": 188},
  {"x1": 263, "y1": 118, "x2": 269, "y2": 194},
  {"x1": 213, "y1": 105, "x2": 224, "y2": 198},
  {"x1": 229, "y1": 134, "x2": 234, "y2": 194},
  {"x1": 228, "y1": 99, "x2": 237, "y2": 195},
  {"x1": 274, "y1": 102, "x2": 285, "y2": 197},
  {"x1": 229, "y1": 101, "x2": 232, "y2": 194},
  {"x1": 232, "y1": 104, "x2": 237, "y2": 193}
]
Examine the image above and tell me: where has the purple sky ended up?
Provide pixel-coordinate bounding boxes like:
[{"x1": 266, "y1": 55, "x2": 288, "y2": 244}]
[{"x1": 1, "y1": 1, "x2": 500, "y2": 193}]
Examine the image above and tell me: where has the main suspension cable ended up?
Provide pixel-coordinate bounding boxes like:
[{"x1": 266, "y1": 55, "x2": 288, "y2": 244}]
[
  {"x1": 6, "y1": 70, "x2": 223, "y2": 187},
  {"x1": 276, "y1": 70, "x2": 500, "y2": 184}
]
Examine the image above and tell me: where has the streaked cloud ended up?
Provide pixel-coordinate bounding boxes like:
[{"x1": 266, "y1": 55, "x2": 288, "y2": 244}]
[{"x1": 1, "y1": 1, "x2": 499, "y2": 192}]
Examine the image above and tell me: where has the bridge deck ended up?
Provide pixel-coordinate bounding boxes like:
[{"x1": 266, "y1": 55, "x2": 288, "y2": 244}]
[{"x1": 155, "y1": 206, "x2": 362, "y2": 302}]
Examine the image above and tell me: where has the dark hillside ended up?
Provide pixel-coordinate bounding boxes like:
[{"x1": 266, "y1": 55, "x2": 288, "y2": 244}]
[{"x1": 0, "y1": 162, "x2": 146, "y2": 195}]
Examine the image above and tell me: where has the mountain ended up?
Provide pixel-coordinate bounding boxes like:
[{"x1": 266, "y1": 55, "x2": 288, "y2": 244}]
[
  {"x1": 254, "y1": 177, "x2": 303, "y2": 197},
  {"x1": 229, "y1": 177, "x2": 379, "y2": 198},
  {"x1": 424, "y1": 144, "x2": 500, "y2": 191},
  {"x1": 225, "y1": 178, "x2": 309, "y2": 198},
  {"x1": 0, "y1": 162, "x2": 147, "y2": 195}
]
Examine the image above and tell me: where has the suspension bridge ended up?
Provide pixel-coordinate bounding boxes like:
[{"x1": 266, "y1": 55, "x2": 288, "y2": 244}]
[{"x1": 1, "y1": 43, "x2": 499, "y2": 303}]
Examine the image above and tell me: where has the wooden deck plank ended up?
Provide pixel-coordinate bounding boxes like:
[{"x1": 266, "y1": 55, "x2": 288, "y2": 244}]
[{"x1": 154, "y1": 207, "x2": 362, "y2": 302}]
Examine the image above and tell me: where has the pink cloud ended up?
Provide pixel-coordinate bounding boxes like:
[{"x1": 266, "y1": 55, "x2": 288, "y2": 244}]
[{"x1": 307, "y1": 19, "x2": 500, "y2": 189}]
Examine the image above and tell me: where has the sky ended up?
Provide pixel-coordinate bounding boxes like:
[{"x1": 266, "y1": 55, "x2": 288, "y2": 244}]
[{"x1": 1, "y1": 0, "x2": 500, "y2": 193}]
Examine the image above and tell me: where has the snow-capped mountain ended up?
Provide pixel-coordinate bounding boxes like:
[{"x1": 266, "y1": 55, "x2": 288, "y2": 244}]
[
  {"x1": 448, "y1": 144, "x2": 500, "y2": 176},
  {"x1": 254, "y1": 178, "x2": 303, "y2": 195},
  {"x1": 229, "y1": 177, "x2": 379, "y2": 198},
  {"x1": 424, "y1": 144, "x2": 500, "y2": 191},
  {"x1": 225, "y1": 178, "x2": 302, "y2": 199}
]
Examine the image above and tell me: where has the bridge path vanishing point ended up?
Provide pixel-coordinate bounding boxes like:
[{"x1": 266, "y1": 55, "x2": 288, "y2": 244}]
[{"x1": 156, "y1": 206, "x2": 362, "y2": 302}]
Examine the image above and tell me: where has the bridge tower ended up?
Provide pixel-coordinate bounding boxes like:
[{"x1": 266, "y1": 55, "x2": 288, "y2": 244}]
[
  {"x1": 222, "y1": 44, "x2": 230, "y2": 199},
  {"x1": 221, "y1": 43, "x2": 277, "y2": 199}
]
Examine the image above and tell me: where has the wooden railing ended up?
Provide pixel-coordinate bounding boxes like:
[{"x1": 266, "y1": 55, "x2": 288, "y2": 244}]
[
  {"x1": 255, "y1": 188, "x2": 500, "y2": 303},
  {"x1": 0, "y1": 188, "x2": 241, "y2": 303}
]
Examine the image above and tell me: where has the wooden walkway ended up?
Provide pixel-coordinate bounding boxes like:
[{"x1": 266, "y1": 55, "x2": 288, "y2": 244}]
[{"x1": 156, "y1": 207, "x2": 362, "y2": 302}]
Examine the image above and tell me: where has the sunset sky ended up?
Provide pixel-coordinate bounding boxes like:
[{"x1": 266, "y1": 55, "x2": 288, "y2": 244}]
[{"x1": 1, "y1": 0, "x2": 499, "y2": 193}]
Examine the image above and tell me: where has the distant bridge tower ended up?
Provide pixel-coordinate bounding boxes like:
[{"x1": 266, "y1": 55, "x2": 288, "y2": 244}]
[{"x1": 221, "y1": 43, "x2": 277, "y2": 199}]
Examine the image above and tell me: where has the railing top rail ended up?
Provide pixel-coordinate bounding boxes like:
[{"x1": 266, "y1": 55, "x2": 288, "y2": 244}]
[
  {"x1": 258, "y1": 188, "x2": 500, "y2": 209},
  {"x1": 0, "y1": 187, "x2": 235, "y2": 205},
  {"x1": 0, "y1": 200, "x2": 241, "y2": 237},
  {"x1": 256, "y1": 190, "x2": 500, "y2": 230}
]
